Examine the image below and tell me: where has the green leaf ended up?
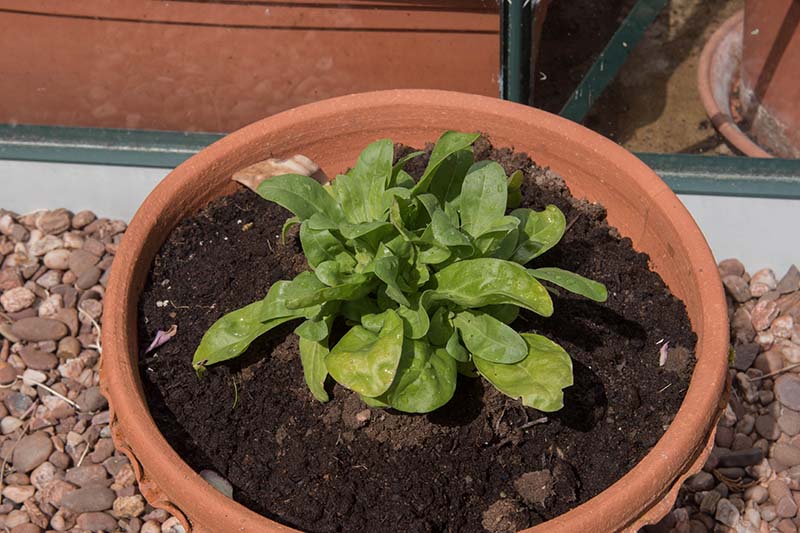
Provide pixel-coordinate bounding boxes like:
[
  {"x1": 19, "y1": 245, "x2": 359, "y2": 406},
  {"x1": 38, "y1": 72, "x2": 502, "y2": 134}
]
[
  {"x1": 445, "y1": 330, "x2": 470, "y2": 362},
  {"x1": 511, "y1": 205, "x2": 566, "y2": 264},
  {"x1": 480, "y1": 304, "x2": 519, "y2": 325},
  {"x1": 258, "y1": 174, "x2": 343, "y2": 222},
  {"x1": 360, "y1": 394, "x2": 390, "y2": 408},
  {"x1": 192, "y1": 300, "x2": 298, "y2": 375},
  {"x1": 379, "y1": 341, "x2": 457, "y2": 413},
  {"x1": 507, "y1": 172, "x2": 524, "y2": 209},
  {"x1": 412, "y1": 131, "x2": 480, "y2": 194},
  {"x1": 389, "y1": 198, "x2": 415, "y2": 242},
  {"x1": 428, "y1": 149, "x2": 475, "y2": 207},
  {"x1": 261, "y1": 274, "x2": 325, "y2": 319},
  {"x1": 361, "y1": 311, "x2": 387, "y2": 334},
  {"x1": 299, "y1": 336, "x2": 330, "y2": 402},
  {"x1": 474, "y1": 333, "x2": 573, "y2": 412},
  {"x1": 314, "y1": 259, "x2": 358, "y2": 287},
  {"x1": 299, "y1": 221, "x2": 350, "y2": 269},
  {"x1": 280, "y1": 216, "x2": 300, "y2": 244},
  {"x1": 431, "y1": 209, "x2": 473, "y2": 251},
  {"x1": 339, "y1": 221, "x2": 393, "y2": 241},
  {"x1": 286, "y1": 275, "x2": 374, "y2": 310},
  {"x1": 418, "y1": 244, "x2": 451, "y2": 265},
  {"x1": 294, "y1": 316, "x2": 331, "y2": 342},
  {"x1": 339, "y1": 221, "x2": 393, "y2": 240},
  {"x1": 394, "y1": 170, "x2": 416, "y2": 189},
  {"x1": 349, "y1": 139, "x2": 394, "y2": 221},
  {"x1": 397, "y1": 296, "x2": 430, "y2": 340},
  {"x1": 427, "y1": 306, "x2": 454, "y2": 346},
  {"x1": 327, "y1": 310, "x2": 404, "y2": 397},
  {"x1": 528, "y1": 267, "x2": 608, "y2": 302},
  {"x1": 331, "y1": 173, "x2": 371, "y2": 224},
  {"x1": 306, "y1": 213, "x2": 338, "y2": 231},
  {"x1": 391, "y1": 150, "x2": 424, "y2": 183},
  {"x1": 474, "y1": 215, "x2": 519, "y2": 256},
  {"x1": 430, "y1": 258, "x2": 553, "y2": 317},
  {"x1": 460, "y1": 161, "x2": 508, "y2": 239},
  {"x1": 453, "y1": 310, "x2": 527, "y2": 364},
  {"x1": 373, "y1": 245, "x2": 411, "y2": 307},
  {"x1": 341, "y1": 298, "x2": 380, "y2": 323}
]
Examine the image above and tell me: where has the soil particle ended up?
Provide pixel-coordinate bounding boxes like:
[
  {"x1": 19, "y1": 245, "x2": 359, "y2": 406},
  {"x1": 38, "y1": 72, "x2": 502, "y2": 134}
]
[
  {"x1": 139, "y1": 137, "x2": 696, "y2": 532},
  {"x1": 514, "y1": 470, "x2": 554, "y2": 507},
  {"x1": 481, "y1": 499, "x2": 529, "y2": 533}
]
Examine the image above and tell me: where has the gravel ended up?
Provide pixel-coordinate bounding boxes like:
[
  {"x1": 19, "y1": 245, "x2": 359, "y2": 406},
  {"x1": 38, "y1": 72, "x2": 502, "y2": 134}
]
[
  {"x1": 5, "y1": 207, "x2": 798, "y2": 532},
  {"x1": 0, "y1": 209, "x2": 180, "y2": 532},
  {"x1": 647, "y1": 260, "x2": 800, "y2": 533}
]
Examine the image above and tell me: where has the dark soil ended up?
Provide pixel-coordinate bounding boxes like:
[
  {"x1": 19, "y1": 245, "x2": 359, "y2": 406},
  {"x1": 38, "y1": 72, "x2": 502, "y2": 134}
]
[
  {"x1": 535, "y1": 0, "x2": 637, "y2": 113},
  {"x1": 138, "y1": 137, "x2": 696, "y2": 533}
]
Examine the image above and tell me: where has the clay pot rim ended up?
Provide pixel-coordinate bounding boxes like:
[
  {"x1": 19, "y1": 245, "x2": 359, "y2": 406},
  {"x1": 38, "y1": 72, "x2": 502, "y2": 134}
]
[
  {"x1": 101, "y1": 89, "x2": 728, "y2": 532},
  {"x1": 697, "y1": 9, "x2": 773, "y2": 158}
]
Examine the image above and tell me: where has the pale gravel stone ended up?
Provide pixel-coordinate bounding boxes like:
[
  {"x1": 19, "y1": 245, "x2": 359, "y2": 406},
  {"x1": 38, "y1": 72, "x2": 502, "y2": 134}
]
[
  {"x1": 0, "y1": 287, "x2": 36, "y2": 313},
  {"x1": 752, "y1": 300, "x2": 780, "y2": 331},
  {"x1": 161, "y1": 517, "x2": 187, "y2": 533},
  {"x1": 715, "y1": 498, "x2": 740, "y2": 527},
  {"x1": 42, "y1": 249, "x2": 70, "y2": 270}
]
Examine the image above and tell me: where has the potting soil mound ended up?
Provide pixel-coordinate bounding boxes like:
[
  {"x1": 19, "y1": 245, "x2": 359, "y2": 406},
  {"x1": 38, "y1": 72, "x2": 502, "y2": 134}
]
[{"x1": 138, "y1": 137, "x2": 696, "y2": 533}]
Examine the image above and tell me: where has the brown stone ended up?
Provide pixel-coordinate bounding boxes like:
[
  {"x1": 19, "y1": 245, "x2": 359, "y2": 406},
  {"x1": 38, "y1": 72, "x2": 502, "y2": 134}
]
[
  {"x1": 75, "y1": 267, "x2": 102, "y2": 291},
  {"x1": 752, "y1": 300, "x2": 780, "y2": 331},
  {"x1": 67, "y1": 249, "x2": 99, "y2": 277},
  {"x1": 0, "y1": 267, "x2": 23, "y2": 290},
  {"x1": 71, "y1": 211, "x2": 96, "y2": 230},
  {"x1": 37, "y1": 210, "x2": 71, "y2": 235},
  {"x1": 11, "y1": 318, "x2": 68, "y2": 342},
  {"x1": 19, "y1": 346, "x2": 58, "y2": 370}
]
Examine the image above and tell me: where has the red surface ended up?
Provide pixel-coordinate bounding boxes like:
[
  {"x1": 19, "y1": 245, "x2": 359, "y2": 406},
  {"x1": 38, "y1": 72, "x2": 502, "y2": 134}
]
[{"x1": 0, "y1": 1, "x2": 499, "y2": 132}]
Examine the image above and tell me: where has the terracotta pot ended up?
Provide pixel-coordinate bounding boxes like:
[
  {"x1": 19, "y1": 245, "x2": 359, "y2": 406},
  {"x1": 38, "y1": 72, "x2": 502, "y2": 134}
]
[
  {"x1": 101, "y1": 89, "x2": 729, "y2": 533},
  {"x1": 697, "y1": 10, "x2": 771, "y2": 158},
  {"x1": 740, "y1": 0, "x2": 800, "y2": 158},
  {"x1": 0, "y1": 1, "x2": 497, "y2": 132},
  {"x1": 699, "y1": 3, "x2": 800, "y2": 158}
]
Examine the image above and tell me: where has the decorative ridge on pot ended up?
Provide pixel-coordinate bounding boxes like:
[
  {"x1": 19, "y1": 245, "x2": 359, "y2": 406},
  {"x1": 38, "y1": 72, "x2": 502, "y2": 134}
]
[{"x1": 100, "y1": 89, "x2": 729, "y2": 533}]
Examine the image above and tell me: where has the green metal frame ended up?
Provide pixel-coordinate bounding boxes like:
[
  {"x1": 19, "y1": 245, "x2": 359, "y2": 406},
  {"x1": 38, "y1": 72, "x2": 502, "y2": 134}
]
[
  {"x1": 500, "y1": 0, "x2": 669, "y2": 119},
  {"x1": 500, "y1": 0, "x2": 533, "y2": 104},
  {"x1": 2, "y1": 124, "x2": 799, "y2": 199},
  {"x1": 557, "y1": 0, "x2": 669, "y2": 123}
]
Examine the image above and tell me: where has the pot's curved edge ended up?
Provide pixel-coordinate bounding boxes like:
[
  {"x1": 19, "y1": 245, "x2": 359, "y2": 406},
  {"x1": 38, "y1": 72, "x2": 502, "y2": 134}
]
[
  {"x1": 626, "y1": 371, "x2": 731, "y2": 531},
  {"x1": 101, "y1": 89, "x2": 730, "y2": 533},
  {"x1": 697, "y1": 9, "x2": 773, "y2": 158}
]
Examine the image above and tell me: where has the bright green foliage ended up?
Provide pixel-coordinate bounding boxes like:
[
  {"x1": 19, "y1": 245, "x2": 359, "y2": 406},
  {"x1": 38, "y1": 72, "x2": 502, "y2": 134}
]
[{"x1": 193, "y1": 131, "x2": 608, "y2": 413}]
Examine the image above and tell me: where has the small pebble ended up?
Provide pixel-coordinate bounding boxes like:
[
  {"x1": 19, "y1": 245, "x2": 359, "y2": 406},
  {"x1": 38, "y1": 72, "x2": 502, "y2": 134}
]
[
  {"x1": 772, "y1": 443, "x2": 800, "y2": 467},
  {"x1": 752, "y1": 300, "x2": 780, "y2": 331},
  {"x1": 12, "y1": 432, "x2": 54, "y2": 472},
  {"x1": 75, "y1": 511, "x2": 118, "y2": 532},
  {"x1": 755, "y1": 414, "x2": 781, "y2": 440},
  {"x1": 11, "y1": 317, "x2": 68, "y2": 342},
  {"x1": 59, "y1": 486, "x2": 116, "y2": 513},
  {"x1": 776, "y1": 375, "x2": 800, "y2": 410},
  {"x1": 714, "y1": 498, "x2": 739, "y2": 527},
  {"x1": 0, "y1": 287, "x2": 36, "y2": 313},
  {"x1": 112, "y1": 495, "x2": 146, "y2": 518},
  {"x1": 161, "y1": 517, "x2": 187, "y2": 533}
]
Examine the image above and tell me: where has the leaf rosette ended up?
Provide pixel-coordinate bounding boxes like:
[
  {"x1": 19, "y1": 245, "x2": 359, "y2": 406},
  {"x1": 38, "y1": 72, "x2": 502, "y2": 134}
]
[{"x1": 193, "y1": 132, "x2": 608, "y2": 413}]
